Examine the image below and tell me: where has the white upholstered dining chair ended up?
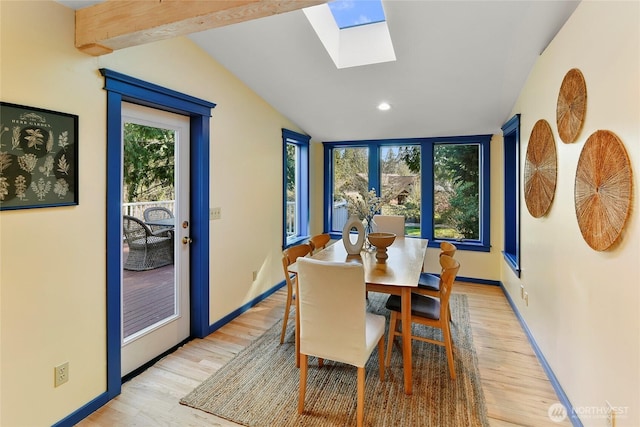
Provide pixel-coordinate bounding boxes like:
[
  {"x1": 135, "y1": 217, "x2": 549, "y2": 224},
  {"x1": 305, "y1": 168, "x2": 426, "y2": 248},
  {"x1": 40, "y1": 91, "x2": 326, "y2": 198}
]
[
  {"x1": 296, "y1": 257, "x2": 386, "y2": 427},
  {"x1": 372, "y1": 214, "x2": 405, "y2": 237}
]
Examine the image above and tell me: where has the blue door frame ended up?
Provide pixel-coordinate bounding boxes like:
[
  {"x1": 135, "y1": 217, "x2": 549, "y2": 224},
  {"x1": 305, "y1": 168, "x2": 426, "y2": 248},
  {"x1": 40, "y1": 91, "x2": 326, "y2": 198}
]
[
  {"x1": 53, "y1": 69, "x2": 216, "y2": 427},
  {"x1": 101, "y1": 69, "x2": 216, "y2": 399}
]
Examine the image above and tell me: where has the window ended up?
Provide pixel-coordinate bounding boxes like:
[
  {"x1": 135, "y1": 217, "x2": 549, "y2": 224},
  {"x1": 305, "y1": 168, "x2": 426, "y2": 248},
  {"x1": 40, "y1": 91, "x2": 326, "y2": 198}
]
[
  {"x1": 328, "y1": 0, "x2": 386, "y2": 29},
  {"x1": 502, "y1": 115, "x2": 521, "y2": 276},
  {"x1": 380, "y1": 145, "x2": 421, "y2": 236},
  {"x1": 330, "y1": 146, "x2": 369, "y2": 231},
  {"x1": 324, "y1": 136, "x2": 491, "y2": 252},
  {"x1": 303, "y1": 0, "x2": 395, "y2": 69},
  {"x1": 282, "y1": 129, "x2": 310, "y2": 247},
  {"x1": 433, "y1": 143, "x2": 480, "y2": 240}
]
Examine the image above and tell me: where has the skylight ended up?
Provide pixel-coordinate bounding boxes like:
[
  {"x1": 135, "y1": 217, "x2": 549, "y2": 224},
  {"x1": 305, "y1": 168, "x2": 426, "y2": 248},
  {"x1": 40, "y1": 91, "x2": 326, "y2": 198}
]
[
  {"x1": 328, "y1": 0, "x2": 386, "y2": 29},
  {"x1": 303, "y1": 0, "x2": 396, "y2": 69}
]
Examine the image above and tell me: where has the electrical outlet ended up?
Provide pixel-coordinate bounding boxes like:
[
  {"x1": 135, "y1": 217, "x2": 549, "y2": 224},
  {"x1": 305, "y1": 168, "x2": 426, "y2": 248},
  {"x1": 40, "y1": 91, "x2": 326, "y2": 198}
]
[
  {"x1": 210, "y1": 207, "x2": 222, "y2": 220},
  {"x1": 524, "y1": 292, "x2": 529, "y2": 306},
  {"x1": 54, "y1": 362, "x2": 69, "y2": 387},
  {"x1": 520, "y1": 284, "x2": 525, "y2": 299},
  {"x1": 252, "y1": 270, "x2": 258, "y2": 281}
]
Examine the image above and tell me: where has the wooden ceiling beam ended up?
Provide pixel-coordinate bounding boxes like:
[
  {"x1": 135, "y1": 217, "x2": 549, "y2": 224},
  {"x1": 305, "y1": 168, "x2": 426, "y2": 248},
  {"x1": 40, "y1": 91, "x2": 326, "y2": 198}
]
[{"x1": 76, "y1": 0, "x2": 326, "y2": 56}]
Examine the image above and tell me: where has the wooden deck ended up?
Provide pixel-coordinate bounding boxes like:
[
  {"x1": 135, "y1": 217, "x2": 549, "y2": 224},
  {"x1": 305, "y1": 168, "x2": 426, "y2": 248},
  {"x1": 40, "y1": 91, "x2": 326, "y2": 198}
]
[
  {"x1": 123, "y1": 244, "x2": 175, "y2": 338},
  {"x1": 79, "y1": 282, "x2": 571, "y2": 427}
]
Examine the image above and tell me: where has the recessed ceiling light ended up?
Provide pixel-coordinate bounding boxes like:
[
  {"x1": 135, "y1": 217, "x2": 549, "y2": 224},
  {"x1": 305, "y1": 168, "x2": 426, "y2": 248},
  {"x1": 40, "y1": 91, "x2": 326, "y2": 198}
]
[{"x1": 377, "y1": 102, "x2": 391, "y2": 111}]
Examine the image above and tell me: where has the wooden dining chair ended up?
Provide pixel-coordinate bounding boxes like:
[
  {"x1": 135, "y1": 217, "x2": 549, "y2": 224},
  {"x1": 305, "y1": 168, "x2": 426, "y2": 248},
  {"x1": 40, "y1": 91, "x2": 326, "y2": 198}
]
[
  {"x1": 417, "y1": 241, "x2": 457, "y2": 296},
  {"x1": 308, "y1": 233, "x2": 331, "y2": 255},
  {"x1": 296, "y1": 257, "x2": 386, "y2": 427},
  {"x1": 384, "y1": 255, "x2": 460, "y2": 379},
  {"x1": 280, "y1": 243, "x2": 313, "y2": 344},
  {"x1": 372, "y1": 214, "x2": 405, "y2": 236}
]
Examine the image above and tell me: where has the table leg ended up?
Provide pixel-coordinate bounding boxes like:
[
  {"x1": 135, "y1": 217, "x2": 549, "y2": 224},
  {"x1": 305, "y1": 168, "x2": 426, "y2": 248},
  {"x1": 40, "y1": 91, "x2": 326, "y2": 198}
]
[{"x1": 401, "y1": 287, "x2": 413, "y2": 394}]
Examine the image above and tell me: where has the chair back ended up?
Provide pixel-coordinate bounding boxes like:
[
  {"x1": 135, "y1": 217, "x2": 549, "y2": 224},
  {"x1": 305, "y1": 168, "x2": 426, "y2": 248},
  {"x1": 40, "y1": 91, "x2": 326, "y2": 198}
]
[
  {"x1": 296, "y1": 258, "x2": 369, "y2": 367},
  {"x1": 372, "y1": 215, "x2": 405, "y2": 236},
  {"x1": 282, "y1": 243, "x2": 312, "y2": 288},
  {"x1": 282, "y1": 244, "x2": 312, "y2": 269},
  {"x1": 309, "y1": 233, "x2": 331, "y2": 254},
  {"x1": 143, "y1": 206, "x2": 174, "y2": 222},
  {"x1": 123, "y1": 215, "x2": 152, "y2": 242},
  {"x1": 437, "y1": 255, "x2": 460, "y2": 317},
  {"x1": 440, "y1": 241, "x2": 457, "y2": 257}
]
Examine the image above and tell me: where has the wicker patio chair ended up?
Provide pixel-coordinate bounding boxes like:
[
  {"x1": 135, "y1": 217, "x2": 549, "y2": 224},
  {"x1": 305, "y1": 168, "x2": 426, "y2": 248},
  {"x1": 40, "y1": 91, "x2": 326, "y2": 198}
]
[
  {"x1": 143, "y1": 206, "x2": 175, "y2": 236},
  {"x1": 123, "y1": 215, "x2": 174, "y2": 271}
]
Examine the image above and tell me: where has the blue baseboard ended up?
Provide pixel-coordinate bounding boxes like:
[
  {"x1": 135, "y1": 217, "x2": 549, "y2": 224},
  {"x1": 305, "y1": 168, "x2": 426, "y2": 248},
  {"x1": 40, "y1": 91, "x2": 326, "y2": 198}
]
[
  {"x1": 499, "y1": 283, "x2": 583, "y2": 427},
  {"x1": 56, "y1": 278, "x2": 580, "y2": 426},
  {"x1": 456, "y1": 275, "x2": 501, "y2": 286},
  {"x1": 207, "y1": 280, "x2": 286, "y2": 334},
  {"x1": 52, "y1": 392, "x2": 111, "y2": 427}
]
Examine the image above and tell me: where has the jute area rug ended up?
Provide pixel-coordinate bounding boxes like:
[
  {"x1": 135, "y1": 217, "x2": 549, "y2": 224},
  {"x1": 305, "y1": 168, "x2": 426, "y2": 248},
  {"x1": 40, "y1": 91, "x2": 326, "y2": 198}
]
[{"x1": 180, "y1": 292, "x2": 488, "y2": 426}]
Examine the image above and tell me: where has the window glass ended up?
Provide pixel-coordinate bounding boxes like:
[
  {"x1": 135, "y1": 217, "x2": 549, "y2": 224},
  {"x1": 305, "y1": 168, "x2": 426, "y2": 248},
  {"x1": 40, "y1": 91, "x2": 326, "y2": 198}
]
[
  {"x1": 285, "y1": 143, "x2": 299, "y2": 242},
  {"x1": 328, "y1": 0, "x2": 386, "y2": 29},
  {"x1": 332, "y1": 147, "x2": 369, "y2": 231},
  {"x1": 324, "y1": 136, "x2": 490, "y2": 251},
  {"x1": 433, "y1": 143, "x2": 480, "y2": 240},
  {"x1": 380, "y1": 145, "x2": 421, "y2": 236}
]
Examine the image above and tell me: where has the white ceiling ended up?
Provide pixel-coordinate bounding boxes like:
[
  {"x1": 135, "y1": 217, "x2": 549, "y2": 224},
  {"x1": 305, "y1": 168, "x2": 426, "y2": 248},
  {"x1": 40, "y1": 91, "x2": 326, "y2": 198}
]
[{"x1": 58, "y1": 0, "x2": 580, "y2": 142}]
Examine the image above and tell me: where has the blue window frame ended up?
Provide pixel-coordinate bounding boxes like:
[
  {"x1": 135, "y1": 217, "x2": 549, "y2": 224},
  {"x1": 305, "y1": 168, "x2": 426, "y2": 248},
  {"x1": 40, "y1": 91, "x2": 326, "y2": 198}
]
[
  {"x1": 282, "y1": 129, "x2": 310, "y2": 247},
  {"x1": 323, "y1": 135, "x2": 491, "y2": 252},
  {"x1": 502, "y1": 114, "x2": 521, "y2": 276}
]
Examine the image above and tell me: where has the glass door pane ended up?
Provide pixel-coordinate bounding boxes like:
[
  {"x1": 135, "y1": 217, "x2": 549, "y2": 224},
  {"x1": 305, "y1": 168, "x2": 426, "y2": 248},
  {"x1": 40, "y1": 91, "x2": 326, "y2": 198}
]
[
  {"x1": 120, "y1": 102, "x2": 190, "y2": 377},
  {"x1": 122, "y1": 122, "x2": 177, "y2": 340}
]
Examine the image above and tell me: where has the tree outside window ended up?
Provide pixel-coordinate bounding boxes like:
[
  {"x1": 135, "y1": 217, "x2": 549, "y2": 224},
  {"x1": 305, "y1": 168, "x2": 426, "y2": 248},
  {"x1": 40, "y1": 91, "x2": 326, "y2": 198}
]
[
  {"x1": 433, "y1": 144, "x2": 480, "y2": 240},
  {"x1": 380, "y1": 146, "x2": 421, "y2": 236},
  {"x1": 123, "y1": 123, "x2": 175, "y2": 203},
  {"x1": 325, "y1": 135, "x2": 490, "y2": 251},
  {"x1": 332, "y1": 147, "x2": 369, "y2": 231}
]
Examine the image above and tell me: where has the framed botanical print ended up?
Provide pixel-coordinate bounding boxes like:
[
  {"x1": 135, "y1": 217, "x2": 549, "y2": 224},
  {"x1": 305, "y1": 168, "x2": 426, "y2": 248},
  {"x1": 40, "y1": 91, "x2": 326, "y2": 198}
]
[{"x1": 0, "y1": 102, "x2": 78, "y2": 210}]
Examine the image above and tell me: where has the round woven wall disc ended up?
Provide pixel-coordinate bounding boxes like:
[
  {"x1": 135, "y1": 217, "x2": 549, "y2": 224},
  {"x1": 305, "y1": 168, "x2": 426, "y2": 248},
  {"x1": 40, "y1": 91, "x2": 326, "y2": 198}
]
[
  {"x1": 524, "y1": 119, "x2": 557, "y2": 218},
  {"x1": 575, "y1": 130, "x2": 632, "y2": 251},
  {"x1": 556, "y1": 68, "x2": 587, "y2": 143}
]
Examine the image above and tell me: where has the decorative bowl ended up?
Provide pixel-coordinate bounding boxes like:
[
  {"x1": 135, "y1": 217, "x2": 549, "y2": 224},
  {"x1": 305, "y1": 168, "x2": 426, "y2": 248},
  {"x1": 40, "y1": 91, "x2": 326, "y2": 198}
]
[
  {"x1": 367, "y1": 232, "x2": 396, "y2": 261},
  {"x1": 367, "y1": 232, "x2": 396, "y2": 248}
]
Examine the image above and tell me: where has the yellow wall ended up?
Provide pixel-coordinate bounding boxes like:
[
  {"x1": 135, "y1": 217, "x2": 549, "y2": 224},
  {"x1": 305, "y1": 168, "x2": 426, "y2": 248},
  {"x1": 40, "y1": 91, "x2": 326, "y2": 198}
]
[
  {"x1": 502, "y1": 2, "x2": 640, "y2": 426},
  {"x1": 0, "y1": 1, "x2": 306, "y2": 425},
  {"x1": 2, "y1": 0, "x2": 638, "y2": 426}
]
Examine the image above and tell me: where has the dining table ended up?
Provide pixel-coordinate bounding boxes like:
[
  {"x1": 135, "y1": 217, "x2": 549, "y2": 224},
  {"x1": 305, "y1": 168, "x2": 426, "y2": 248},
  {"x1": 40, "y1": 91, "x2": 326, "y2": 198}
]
[
  {"x1": 288, "y1": 236, "x2": 428, "y2": 395},
  {"x1": 144, "y1": 217, "x2": 175, "y2": 228}
]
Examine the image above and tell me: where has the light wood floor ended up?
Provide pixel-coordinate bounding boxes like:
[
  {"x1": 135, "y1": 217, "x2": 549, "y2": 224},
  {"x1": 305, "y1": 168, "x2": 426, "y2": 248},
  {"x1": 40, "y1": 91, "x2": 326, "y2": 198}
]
[{"x1": 78, "y1": 283, "x2": 570, "y2": 427}]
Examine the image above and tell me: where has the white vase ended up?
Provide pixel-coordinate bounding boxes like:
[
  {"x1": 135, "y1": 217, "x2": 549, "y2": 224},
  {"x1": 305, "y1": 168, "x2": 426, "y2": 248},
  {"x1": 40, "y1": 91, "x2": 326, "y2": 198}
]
[{"x1": 342, "y1": 215, "x2": 365, "y2": 255}]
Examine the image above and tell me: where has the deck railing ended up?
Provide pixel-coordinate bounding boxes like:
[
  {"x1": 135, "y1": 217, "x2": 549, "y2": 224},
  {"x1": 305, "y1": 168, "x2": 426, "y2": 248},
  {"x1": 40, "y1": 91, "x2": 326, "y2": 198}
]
[{"x1": 123, "y1": 200, "x2": 175, "y2": 219}]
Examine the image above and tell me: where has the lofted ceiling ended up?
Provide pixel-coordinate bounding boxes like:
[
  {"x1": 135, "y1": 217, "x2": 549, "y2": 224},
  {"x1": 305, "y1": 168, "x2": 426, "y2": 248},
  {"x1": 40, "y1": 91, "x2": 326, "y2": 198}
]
[{"x1": 57, "y1": 0, "x2": 580, "y2": 142}]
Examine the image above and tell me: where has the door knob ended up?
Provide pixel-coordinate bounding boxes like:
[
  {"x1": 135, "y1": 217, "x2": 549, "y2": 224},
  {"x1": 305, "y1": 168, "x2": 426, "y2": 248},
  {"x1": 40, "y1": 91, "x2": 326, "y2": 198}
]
[{"x1": 182, "y1": 237, "x2": 192, "y2": 245}]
